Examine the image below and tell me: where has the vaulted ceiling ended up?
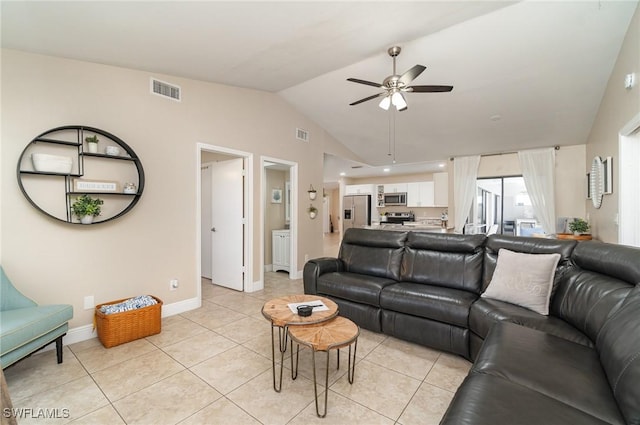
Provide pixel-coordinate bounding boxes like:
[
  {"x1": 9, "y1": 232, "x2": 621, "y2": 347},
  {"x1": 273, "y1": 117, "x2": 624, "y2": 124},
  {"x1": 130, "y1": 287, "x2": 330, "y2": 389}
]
[{"x1": 2, "y1": 1, "x2": 637, "y2": 179}]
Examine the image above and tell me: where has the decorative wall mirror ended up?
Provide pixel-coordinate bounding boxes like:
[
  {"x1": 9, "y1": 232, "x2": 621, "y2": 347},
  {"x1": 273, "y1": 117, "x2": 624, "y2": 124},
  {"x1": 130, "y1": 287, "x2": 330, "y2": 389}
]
[{"x1": 590, "y1": 156, "x2": 604, "y2": 209}]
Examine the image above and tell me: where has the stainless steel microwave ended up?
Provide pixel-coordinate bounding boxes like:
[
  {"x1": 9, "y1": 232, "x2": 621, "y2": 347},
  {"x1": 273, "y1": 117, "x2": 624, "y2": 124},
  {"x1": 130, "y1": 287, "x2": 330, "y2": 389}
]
[{"x1": 383, "y1": 192, "x2": 407, "y2": 206}]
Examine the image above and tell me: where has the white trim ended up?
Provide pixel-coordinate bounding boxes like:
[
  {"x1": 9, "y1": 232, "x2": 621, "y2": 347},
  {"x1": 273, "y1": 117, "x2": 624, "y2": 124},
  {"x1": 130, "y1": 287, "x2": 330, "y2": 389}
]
[
  {"x1": 196, "y1": 143, "x2": 254, "y2": 299},
  {"x1": 260, "y1": 157, "x2": 298, "y2": 286},
  {"x1": 246, "y1": 279, "x2": 264, "y2": 293},
  {"x1": 620, "y1": 112, "x2": 640, "y2": 137},
  {"x1": 618, "y1": 114, "x2": 640, "y2": 246}
]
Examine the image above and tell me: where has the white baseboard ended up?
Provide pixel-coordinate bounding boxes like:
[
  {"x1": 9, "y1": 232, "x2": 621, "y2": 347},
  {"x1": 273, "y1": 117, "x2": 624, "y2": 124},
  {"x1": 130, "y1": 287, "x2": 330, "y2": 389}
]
[
  {"x1": 264, "y1": 264, "x2": 273, "y2": 272},
  {"x1": 290, "y1": 269, "x2": 302, "y2": 279},
  {"x1": 59, "y1": 296, "x2": 201, "y2": 346}
]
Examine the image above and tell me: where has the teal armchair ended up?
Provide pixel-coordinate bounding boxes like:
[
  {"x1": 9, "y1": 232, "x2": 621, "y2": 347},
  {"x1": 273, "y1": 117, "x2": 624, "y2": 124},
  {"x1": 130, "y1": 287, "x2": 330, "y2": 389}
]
[{"x1": 0, "y1": 266, "x2": 73, "y2": 369}]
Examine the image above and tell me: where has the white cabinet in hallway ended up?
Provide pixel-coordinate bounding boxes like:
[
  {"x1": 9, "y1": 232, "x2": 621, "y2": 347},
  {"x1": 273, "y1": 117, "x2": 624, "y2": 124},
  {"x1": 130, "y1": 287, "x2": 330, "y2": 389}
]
[{"x1": 272, "y1": 229, "x2": 290, "y2": 272}]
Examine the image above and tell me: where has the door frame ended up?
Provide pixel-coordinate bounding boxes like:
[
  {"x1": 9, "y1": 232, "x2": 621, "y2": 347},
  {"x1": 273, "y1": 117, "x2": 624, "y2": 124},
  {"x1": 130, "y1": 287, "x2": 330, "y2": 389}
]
[
  {"x1": 260, "y1": 156, "x2": 298, "y2": 283},
  {"x1": 196, "y1": 143, "x2": 254, "y2": 300},
  {"x1": 618, "y1": 112, "x2": 640, "y2": 246},
  {"x1": 200, "y1": 162, "x2": 213, "y2": 280}
]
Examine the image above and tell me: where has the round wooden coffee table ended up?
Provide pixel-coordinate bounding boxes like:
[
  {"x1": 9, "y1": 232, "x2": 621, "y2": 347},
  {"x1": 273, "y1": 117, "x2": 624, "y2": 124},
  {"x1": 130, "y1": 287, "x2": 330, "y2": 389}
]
[
  {"x1": 288, "y1": 316, "x2": 359, "y2": 417},
  {"x1": 262, "y1": 295, "x2": 338, "y2": 392}
]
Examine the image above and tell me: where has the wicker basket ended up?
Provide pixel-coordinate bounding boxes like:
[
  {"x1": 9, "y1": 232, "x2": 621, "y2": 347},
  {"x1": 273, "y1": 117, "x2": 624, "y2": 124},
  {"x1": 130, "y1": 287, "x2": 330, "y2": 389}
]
[{"x1": 95, "y1": 296, "x2": 162, "y2": 348}]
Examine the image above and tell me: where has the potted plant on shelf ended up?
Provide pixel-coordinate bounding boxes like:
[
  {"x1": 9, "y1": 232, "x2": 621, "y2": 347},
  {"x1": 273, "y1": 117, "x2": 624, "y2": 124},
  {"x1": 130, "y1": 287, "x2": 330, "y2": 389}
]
[
  {"x1": 71, "y1": 194, "x2": 104, "y2": 224},
  {"x1": 85, "y1": 135, "x2": 99, "y2": 153},
  {"x1": 569, "y1": 218, "x2": 590, "y2": 235},
  {"x1": 308, "y1": 204, "x2": 318, "y2": 219}
]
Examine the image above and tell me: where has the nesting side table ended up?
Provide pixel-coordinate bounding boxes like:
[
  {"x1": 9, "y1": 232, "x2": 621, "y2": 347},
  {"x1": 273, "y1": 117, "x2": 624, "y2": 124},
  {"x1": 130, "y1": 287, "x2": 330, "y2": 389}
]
[
  {"x1": 261, "y1": 295, "x2": 338, "y2": 392},
  {"x1": 288, "y1": 316, "x2": 359, "y2": 417}
]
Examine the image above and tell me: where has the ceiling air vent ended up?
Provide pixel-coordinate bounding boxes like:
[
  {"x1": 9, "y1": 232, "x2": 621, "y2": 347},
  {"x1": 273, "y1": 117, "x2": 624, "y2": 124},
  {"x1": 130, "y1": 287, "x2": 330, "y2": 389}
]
[
  {"x1": 296, "y1": 128, "x2": 309, "y2": 142},
  {"x1": 151, "y1": 78, "x2": 181, "y2": 102}
]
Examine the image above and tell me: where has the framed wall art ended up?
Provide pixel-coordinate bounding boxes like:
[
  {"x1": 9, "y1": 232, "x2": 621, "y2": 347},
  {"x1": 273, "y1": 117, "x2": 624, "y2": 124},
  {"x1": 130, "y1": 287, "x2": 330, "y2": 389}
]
[{"x1": 271, "y1": 188, "x2": 282, "y2": 204}]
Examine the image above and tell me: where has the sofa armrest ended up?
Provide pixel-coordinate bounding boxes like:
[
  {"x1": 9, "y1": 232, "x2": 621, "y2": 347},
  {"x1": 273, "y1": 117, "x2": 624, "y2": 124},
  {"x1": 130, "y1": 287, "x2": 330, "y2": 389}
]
[{"x1": 303, "y1": 257, "x2": 344, "y2": 294}]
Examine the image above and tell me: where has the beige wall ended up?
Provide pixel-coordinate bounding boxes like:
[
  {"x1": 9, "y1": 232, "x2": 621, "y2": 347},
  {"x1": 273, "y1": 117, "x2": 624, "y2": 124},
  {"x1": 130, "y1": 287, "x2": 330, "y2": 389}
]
[
  {"x1": 585, "y1": 5, "x2": 640, "y2": 243},
  {"x1": 0, "y1": 49, "x2": 351, "y2": 329}
]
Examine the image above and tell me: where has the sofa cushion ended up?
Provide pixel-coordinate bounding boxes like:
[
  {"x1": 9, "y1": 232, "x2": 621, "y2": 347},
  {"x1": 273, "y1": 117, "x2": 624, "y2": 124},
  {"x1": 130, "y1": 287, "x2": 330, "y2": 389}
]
[
  {"x1": 380, "y1": 282, "x2": 477, "y2": 327},
  {"x1": 441, "y1": 373, "x2": 620, "y2": 425},
  {"x1": 481, "y1": 248, "x2": 560, "y2": 315},
  {"x1": 339, "y1": 229, "x2": 407, "y2": 280},
  {"x1": 469, "y1": 297, "x2": 593, "y2": 347},
  {"x1": 550, "y1": 241, "x2": 640, "y2": 343},
  {"x1": 474, "y1": 322, "x2": 624, "y2": 424},
  {"x1": 0, "y1": 304, "x2": 74, "y2": 355},
  {"x1": 400, "y1": 233, "x2": 485, "y2": 293},
  {"x1": 551, "y1": 268, "x2": 632, "y2": 343},
  {"x1": 316, "y1": 272, "x2": 395, "y2": 307},
  {"x1": 596, "y1": 285, "x2": 640, "y2": 425},
  {"x1": 483, "y1": 235, "x2": 576, "y2": 292},
  {"x1": 572, "y1": 240, "x2": 640, "y2": 285}
]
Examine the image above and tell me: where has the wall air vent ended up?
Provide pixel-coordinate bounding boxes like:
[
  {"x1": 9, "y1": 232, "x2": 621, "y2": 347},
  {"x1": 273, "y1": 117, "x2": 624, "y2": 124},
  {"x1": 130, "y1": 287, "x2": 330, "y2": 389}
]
[
  {"x1": 151, "y1": 78, "x2": 181, "y2": 102},
  {"x1": 296, "y1": 128, "x2": 309, "y2": 142}
]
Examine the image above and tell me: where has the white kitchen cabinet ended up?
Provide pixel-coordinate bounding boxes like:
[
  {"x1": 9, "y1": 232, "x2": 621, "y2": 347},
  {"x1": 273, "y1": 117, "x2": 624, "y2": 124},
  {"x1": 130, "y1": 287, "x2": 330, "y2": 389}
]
[
  {"x1": 272, "y1": 229, "x2": 290, "y2": 272},
  {"x1": 383, "y1": 183, "x2": 408, "y2": 193},
  {"x1": 407, "y1": 182, "x2": 435, "y2": 207},
  {"x1": 344, "y1": 184, "x2": 374, "y2": 195},
  {"x1": 433, "y1": 172, "x2": 449, "y2": 207}
]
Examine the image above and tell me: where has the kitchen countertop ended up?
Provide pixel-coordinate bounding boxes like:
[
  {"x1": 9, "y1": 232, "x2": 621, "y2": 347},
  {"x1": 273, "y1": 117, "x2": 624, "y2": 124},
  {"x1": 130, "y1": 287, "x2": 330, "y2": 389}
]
[{"x1": 365, "y1": 223, "x2": 449, "y2": 233}]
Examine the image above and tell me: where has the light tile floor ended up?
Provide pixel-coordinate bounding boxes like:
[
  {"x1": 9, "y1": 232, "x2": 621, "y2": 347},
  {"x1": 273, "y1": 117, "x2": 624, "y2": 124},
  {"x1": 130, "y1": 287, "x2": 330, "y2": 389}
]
[{"x1": 4, "y1": 235, "x2": 471, "y2": 425}]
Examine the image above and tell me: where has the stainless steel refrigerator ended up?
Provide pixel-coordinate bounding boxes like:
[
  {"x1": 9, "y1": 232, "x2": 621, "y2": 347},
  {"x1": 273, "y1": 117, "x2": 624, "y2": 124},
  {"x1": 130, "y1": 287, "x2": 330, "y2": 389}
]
[{"x1": 343, "y1": 195, "x2": 371, "y2": 232}]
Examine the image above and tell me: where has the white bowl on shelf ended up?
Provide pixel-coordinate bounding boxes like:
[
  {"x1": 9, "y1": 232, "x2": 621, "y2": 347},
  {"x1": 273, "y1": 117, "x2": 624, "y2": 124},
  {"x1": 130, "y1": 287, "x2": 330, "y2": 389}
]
[
  {"x1": 105, "y1": 146, "x2": 121, "y2": 156},
  {"x1": 31, "y1": 153, "x2": 73, "y2": 174}
]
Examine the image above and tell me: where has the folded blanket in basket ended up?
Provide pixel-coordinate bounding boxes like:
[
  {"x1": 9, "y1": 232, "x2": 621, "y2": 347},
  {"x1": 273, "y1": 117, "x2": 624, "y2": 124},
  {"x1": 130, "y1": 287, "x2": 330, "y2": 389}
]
[{"x1": 100, "y1": 295, "x2": 157, "y2": 315}]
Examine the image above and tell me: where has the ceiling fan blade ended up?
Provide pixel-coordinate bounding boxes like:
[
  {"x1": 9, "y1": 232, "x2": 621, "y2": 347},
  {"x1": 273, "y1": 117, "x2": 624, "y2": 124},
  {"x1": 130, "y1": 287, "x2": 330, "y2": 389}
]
[
  {"x1": 398, "y1": 65, "x2": 426, "y2": 86},
  {"x1": 347, "y1": 78, "x2": 383, "y2": 88},
  {"x1": 349, "y1": 92, "x2": 386, "y2": 106},
  {"x1": 406, "y1": 85, "x2": 454, "y2": 93}
]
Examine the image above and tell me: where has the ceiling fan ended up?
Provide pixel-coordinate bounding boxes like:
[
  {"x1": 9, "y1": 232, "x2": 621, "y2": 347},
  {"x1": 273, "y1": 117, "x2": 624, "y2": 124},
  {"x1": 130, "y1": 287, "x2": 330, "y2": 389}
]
[{"x1": 347, "y1": 46, "x2": 453, "y2": 111}]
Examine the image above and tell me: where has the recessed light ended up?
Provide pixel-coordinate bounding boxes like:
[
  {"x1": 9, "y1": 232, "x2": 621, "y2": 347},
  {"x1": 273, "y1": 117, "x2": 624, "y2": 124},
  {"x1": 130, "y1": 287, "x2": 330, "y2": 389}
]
[
  {"x1": 383, "y1": 168, "x2": 390, "y2": 172},
  {"x1": 339, "y1": 172, "x2": 346, "y2": 176},
  {"x1": 438, "y1": 163, "x2": 445, "y2": 168}
]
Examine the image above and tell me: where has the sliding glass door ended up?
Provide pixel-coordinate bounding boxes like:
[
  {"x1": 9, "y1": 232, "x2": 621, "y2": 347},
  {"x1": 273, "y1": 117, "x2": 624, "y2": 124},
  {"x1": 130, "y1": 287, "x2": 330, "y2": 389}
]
[{"x1": 467, "y1": 176, "x2": 542, "y2": 236}]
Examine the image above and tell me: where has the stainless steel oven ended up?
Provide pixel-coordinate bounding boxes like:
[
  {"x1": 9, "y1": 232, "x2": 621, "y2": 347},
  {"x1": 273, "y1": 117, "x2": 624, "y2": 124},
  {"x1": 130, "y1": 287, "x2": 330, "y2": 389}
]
[{"x1": 383, "y1": 192, "x2": 407, "y2": 206}]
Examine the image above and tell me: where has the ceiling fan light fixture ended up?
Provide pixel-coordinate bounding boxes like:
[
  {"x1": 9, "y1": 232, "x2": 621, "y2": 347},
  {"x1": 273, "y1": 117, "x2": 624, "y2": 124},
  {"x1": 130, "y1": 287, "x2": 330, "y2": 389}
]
[
  {"x1": 391, "y1": 91, "x2": 407, "y2": 110},
  {"x1": 379, "y1": 95, "x2": 391, "y2": 110}
]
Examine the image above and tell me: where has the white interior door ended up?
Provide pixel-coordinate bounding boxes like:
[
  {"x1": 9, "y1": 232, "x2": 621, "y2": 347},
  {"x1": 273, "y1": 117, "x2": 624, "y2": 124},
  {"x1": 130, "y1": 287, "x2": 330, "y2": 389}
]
[
  {"x1": 211, "y1": 158, "x2": 244, "y2": 290},
  {"x1": 201, "y1": 164, "x2": 212, "y2": 279}
]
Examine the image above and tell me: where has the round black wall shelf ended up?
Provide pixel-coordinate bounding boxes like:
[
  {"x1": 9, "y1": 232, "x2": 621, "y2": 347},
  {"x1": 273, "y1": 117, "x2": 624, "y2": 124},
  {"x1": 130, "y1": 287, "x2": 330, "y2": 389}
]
[{"x1": 17, "y1": 125, "x2": 145, "y2": 224}]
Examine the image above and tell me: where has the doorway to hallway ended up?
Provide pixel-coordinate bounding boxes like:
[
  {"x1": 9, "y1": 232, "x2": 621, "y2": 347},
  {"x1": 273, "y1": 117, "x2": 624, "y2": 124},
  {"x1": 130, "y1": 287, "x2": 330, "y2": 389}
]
[{"x1": 198, "y1": 144, "x2": 253, "y2": 294}]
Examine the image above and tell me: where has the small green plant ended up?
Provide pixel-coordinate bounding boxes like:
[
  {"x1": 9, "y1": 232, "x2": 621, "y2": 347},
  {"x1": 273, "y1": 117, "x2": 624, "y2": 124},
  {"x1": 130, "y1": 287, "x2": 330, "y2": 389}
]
[
  {"x1": 71, "y1": 194, "x2": 104, "y2": 218},
  {"x1": 85, "y1": 135, "x2": 99, "y2": 144},
  {"x1": 569, "y1": 218, "x2": 590, "y2": 234},
  {"x1": 308, "y1": 205, "x2": 318, "y2": 214}
]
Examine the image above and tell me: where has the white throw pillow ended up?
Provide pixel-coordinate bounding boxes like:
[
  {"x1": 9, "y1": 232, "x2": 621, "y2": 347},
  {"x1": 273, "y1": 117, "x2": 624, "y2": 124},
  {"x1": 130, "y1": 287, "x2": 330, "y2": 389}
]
[{"x1": 482, "y1": 248, "x2": 561, "y2": 315}]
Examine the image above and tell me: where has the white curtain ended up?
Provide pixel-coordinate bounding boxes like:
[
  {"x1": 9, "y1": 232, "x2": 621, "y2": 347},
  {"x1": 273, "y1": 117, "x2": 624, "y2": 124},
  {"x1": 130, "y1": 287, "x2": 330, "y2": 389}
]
[
  {"x1": 453, "y1": 155, "x2": 481, "y2": 233},
  {"x1": 518, "y1": 148, "x2": 556, "y2": 235}
]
